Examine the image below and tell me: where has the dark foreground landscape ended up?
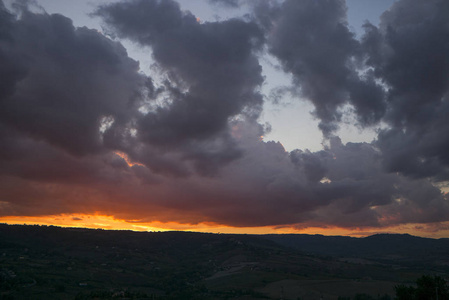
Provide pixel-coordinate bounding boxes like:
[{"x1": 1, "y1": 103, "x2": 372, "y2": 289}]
[{"x1": 1, "y1": 224, "x2": 449, "y2": 300}]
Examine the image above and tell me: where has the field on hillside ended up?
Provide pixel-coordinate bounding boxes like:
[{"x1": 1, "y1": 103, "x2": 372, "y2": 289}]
[{"x1": 1, "y1": 224, "x2": 448, "y2": 299}]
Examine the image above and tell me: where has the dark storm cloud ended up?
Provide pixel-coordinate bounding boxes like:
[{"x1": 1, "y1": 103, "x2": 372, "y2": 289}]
[
  {"x1": 288, "y1": 138, "x2": 449, "y2": 228},
  {"x1": 2, "y1": 123, "x2": 447, "y2": 228},
  {"x1": 0, "y1": 2, "x2": 146, "y2": 156},
  {"x1": 96, "y1": 0, "x2": 265, "y2": 149},
  {"x1": 254, "y1": 0, "x2": 449, "y2": 182},
  {"x1": 256, "y1": 0, "x2": 386, "y2": 135},
  {"x1": 0, "y1": 2, "x2": 26, "y2": 100},
  {"x1": 0, "y1": 1, "x2": 172, "y2": 215},
  {"x1": 0, "y1": 123, "x2": 142, "y2": 186},
  {"x1": 1, "y1": 0, "x2": 449, "y2": 233},
  {"x1": 174, "y1": 134, "x2": 449, "y2": 228},
  {"x1": 361, "y1": 0, "x2": 449, "y2": 180}
]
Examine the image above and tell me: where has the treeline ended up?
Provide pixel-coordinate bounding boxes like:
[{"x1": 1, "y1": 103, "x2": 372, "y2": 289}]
[
  {"x1": 338, "y1": 294, "x2": 391, "y2": 300},
  {"x1": 395, "y1": 275, "x2": 449, "y2": 300},
  {"x1": 337, "y1": 275, "x2": 449, "y2": 300}
]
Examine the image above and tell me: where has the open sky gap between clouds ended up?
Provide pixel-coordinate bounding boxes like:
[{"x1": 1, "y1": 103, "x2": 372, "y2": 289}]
[{"x1": 0, "y1": 0, "x2": 449, "y2": 231}]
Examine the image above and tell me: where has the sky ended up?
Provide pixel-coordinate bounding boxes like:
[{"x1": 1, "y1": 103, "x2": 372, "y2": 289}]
[{"x1": 1, "y1": 0, "x2": 449, "y2": 238}]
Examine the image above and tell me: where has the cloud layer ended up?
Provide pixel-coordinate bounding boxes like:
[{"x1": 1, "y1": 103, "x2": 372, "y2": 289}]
[{"x1": 1, "y1": 0, "x2": 448, "y2": 233}]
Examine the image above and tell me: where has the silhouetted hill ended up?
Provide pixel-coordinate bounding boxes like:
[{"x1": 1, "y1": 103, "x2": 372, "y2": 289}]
[
  {"x1": 262, "y1": 233, "x2": 449, "y2": 267},
  {"x1": 1, "y1": 224, "x2": 448, "y2": 300}
]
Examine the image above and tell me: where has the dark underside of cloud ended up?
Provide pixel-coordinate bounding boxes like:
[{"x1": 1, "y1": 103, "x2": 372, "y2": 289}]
[{"x1": 0, "y1": 0, "x2": 448, "y2": 231}]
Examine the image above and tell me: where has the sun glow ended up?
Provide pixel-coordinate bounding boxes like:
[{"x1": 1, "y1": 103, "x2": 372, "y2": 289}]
[
  {"x1": 114, "y1": 151, "x2": 145, "y2": 167},
  {"x1": 0, "y1": 214, "x2": 167, "y2": 232},
  {"x1": 1, "y1": 214, "x2": 449, "y2": 238}
]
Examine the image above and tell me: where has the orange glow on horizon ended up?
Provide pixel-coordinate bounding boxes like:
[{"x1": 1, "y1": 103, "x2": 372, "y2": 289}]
[{"x1": 1, "y1": 214, "x2": 449, "y2": 238}]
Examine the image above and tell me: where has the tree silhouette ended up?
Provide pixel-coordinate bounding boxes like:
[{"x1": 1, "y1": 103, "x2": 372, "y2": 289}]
[{"x1": 395, "y1": 275, "x2": 449, "y2": 300}]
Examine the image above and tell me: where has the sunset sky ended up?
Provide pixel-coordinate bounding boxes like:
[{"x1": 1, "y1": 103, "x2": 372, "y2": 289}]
[{"x1": 1, "y1": 0, "x2": 449, "y2": 238}]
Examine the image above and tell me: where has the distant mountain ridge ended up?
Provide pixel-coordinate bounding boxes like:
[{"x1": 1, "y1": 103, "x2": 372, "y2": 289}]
[
  {"x1": 261, "y1": 233, "x2": 449, "y2": 266},
  {"x1": 2, "y1": 223, "x2": 448, "y2": 264}
]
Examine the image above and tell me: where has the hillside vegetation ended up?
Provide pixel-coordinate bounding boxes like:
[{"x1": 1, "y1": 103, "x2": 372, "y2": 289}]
[{"x1": 1, "y1": 224, "x2": 448, "y2": 299}]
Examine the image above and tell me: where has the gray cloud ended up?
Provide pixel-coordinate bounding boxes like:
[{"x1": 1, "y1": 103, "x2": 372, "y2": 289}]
[
  {"x1": 1, "y1": 0, "x2": 449, "y2": 233},
  {"x1": 361, "y1": 0, "x2": 449, "y2": 180},
  {"x1": 96, "y1": 0, "x2": 265, "y2": 149},
  {"x1": 0, "y1": 3, "x2": 146, "y2": 156},
  {"x1": 258, "y1": 0, "x2": 386, "y2": 135},
  {"x1": 254, "y1": 0, "x2": 449, "y2": 182}
]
